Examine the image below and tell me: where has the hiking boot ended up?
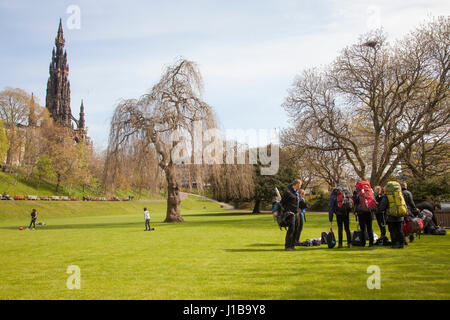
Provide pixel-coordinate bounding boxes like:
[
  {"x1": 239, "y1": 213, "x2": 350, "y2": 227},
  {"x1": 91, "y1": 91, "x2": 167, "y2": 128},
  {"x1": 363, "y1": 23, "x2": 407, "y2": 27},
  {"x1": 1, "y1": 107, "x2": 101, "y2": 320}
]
[
  {"x1": 368, "y1": 243, "x2": 374, "y2": 247},
  {"x1": 409, "y1": 235, "x2": 414, "y2": 243},
  {"x1": 347, "y1": 243, "x2": 352, "y2": 248},
  {"x1": 285, "y1": 247, "x2": 295, "y2": 251}
]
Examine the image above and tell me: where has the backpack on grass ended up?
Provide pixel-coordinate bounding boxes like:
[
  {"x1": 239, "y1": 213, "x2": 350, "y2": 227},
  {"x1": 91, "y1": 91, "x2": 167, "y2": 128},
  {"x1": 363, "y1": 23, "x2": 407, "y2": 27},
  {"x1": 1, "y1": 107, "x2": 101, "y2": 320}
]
[
  {"x1": 327, "y1": 230, "x2": 336, "y2": 248},
  {"x1": 402, "y1": 218, "x2": 424, "y2": 236},
  {"x1": 385, "y1": 181, "x2": 408, "y2": 217}
]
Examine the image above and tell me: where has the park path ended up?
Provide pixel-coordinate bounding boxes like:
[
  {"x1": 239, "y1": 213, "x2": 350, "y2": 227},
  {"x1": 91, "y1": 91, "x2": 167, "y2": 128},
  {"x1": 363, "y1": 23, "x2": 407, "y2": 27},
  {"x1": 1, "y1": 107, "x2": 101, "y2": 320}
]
[{"x1": 180, "y1": 192, "x2": 235, "y2": 210}]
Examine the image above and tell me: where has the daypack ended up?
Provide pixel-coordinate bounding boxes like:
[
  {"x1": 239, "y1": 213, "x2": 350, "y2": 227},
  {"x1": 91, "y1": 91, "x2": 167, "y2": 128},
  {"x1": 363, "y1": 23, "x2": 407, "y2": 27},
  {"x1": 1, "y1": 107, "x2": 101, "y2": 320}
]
[
  {"x1": 327, "y1": 230, "x2": 336, "y2": 248},
  {"x1": 402, "y1": 218, "x2": 424, "y2": 235},
  {"x1": 431, "y1": 227, "x2": 446, "y2": 235},
  {"x1": 335, "y1": 184, "x2": 353, "y2": 212},
  {"x1": 321, "y1": 232, "x2": 328, "y2": 245},
  {"x1": 355, "y1": 181, "x2": 377, "y2": 213},
  {"x1": 385, "y1": 181, "x2": 408, "y2": 217}
]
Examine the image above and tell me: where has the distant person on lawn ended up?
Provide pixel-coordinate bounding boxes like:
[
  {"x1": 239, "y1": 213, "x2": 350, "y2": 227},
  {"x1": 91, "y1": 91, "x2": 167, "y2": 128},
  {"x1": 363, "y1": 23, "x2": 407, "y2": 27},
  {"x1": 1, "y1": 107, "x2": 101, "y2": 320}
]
[
  {"x1": 28, "y1": 209, "x2": 37, "y2": 230},
  {"x1": 280, "y1": 179, "x2": 302, "y2": 251},
  {"x1": 144, "y1": 207, "x2": 154, "y2": 231},
  {"x1": 328, "y1": 183, "x2": 353, "y2": 248},
  {"x1": 401, "y1": 182, "x2": 419, "y2": 244}
]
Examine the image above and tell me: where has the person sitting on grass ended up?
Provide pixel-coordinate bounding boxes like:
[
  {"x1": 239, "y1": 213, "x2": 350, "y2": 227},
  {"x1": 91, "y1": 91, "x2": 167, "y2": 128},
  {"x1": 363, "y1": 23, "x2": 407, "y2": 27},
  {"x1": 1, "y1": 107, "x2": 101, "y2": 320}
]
[
  {"x1": 144, "y1": 207, "x2": 154, "y2": 231},
  {"x1": 28, "y1": 209, "x2": 37, "y2": 230}
]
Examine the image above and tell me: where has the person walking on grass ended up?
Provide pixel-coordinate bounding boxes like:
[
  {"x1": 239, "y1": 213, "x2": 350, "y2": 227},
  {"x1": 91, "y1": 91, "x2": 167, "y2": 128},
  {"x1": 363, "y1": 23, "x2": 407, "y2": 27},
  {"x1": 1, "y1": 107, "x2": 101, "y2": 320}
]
[
  {"x1": 374, "y1": 185, "x2": 388, "y2": 242},
  {"x1": 144, "y1": 207, "x2": 154, "y2": 231},
  {"x1": 280, "y1": 179, "x2": 302, "y2": 251},
  {"x1": 28, "y1": 209, "x2": 37, "y2": 230}
]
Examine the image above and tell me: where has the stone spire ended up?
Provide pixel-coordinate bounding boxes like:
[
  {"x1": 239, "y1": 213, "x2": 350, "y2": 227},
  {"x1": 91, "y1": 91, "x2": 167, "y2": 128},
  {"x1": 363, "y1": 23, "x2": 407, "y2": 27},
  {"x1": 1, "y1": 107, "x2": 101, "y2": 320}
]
[
  {"x1": 45, "y1": 19, "x2": 72, "y2": 128},
  {"x1": 78, "y1": 100, "x2": 85, "y2": 130}
]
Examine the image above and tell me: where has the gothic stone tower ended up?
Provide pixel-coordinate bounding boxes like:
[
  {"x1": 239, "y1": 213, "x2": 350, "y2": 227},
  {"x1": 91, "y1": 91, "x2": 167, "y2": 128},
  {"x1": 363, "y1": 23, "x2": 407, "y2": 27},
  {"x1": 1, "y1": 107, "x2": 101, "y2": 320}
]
[
  {"x1": 46, "y1": 19, "x2": 87, "y2": 142},
  {"x1": 46, "y1": 19, "x2": 73, "y2": 127}
]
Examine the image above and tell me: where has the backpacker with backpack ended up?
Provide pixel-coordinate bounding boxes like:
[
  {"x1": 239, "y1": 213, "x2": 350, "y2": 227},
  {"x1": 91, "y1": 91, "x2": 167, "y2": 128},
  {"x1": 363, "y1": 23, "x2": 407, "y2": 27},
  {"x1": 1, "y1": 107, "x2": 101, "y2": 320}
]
[
  {"x1": 385, "y1": 181, "x2": 408, "y2": 217},
  {"x1": 355, "y1": 181, "x2": 377, "y2": 213},
  {"x1": 272, "y1": 188, "x2": 294, "y2": 230},
  {"x1": 335, "y1": 183, "x2": 353, "y2": 212}
]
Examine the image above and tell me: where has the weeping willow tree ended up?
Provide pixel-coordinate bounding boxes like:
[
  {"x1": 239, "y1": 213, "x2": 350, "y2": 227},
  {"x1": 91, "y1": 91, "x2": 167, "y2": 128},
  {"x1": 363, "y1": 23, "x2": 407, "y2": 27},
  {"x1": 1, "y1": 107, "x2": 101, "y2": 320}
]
[{"x1": 107, "y1": 59, "x2": 216, "y2": 222}]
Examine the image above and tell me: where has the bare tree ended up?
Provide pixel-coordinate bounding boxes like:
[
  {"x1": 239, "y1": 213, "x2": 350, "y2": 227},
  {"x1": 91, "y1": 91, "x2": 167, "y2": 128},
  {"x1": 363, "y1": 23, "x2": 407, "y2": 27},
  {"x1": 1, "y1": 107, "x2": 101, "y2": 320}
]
[
  {"x1": 108, "y1": 59, "x2": 216, "y2": 222},
  {"x1": 283, "y1": 17, "x2": 449, "y2": 187},
  {"x1": 0, "y1": 87, "x2": 30, "y2": 167}
]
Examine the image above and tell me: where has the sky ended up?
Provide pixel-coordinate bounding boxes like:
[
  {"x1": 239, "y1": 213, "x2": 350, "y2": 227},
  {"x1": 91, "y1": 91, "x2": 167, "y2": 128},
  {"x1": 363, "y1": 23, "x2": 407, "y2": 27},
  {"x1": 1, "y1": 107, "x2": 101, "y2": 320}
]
[{"x1": 0, "y1": 0, "x2": 449, "y2": 151}]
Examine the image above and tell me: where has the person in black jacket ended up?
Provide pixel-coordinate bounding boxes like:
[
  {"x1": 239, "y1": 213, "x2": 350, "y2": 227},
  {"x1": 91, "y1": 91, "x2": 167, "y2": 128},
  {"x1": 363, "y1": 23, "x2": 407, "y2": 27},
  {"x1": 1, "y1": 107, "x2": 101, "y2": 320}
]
[
  {"x1": 374, "y1": 185, "x2": 387, "y2": 240},
  {"x1": 377, "y1": 189, "x2": 405, "y2": 248},
  {"x1": 294, "y1": 189, "x2": 307, "y2": 246},
  {"x1": 416, "y1": 202, "x2": 441, "y2": 227},
  {"x1": 28, "y1": 209, "x2": 37, "y2": 230},
  {"x1": 353, "y1": 187, "x2": 375, "y2": 247},
  {"x1": 281, "y1": 179, "x2": 302, "y2": 251},
  {"x1": 401, "y1": 182, "x2": 419, "y2": 243},
  {"x1": 328, "y1": 184, "x2": 352, "y2": 248}
]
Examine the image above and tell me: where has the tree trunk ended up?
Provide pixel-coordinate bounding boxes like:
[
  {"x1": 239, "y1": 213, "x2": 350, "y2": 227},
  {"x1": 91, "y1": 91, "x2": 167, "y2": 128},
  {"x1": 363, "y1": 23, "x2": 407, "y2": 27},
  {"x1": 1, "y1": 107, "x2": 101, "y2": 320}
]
[
  {"x1": 164, "y1": 165, "x2": 184, "y2": 223},
  {"x1": 252, "y1": 199, "x2": 261, "y2": 214}
]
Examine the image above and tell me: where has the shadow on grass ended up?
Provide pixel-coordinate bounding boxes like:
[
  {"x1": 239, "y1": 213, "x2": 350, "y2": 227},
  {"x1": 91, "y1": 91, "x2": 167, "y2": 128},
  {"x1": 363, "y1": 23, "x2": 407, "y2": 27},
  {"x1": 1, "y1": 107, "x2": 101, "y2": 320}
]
[
  {"x1": 225, "y1": 242, "x2": 389, "y2": 253},
  {"x1": 185, "y1": 212, "x2": 270, "y2": 217}
]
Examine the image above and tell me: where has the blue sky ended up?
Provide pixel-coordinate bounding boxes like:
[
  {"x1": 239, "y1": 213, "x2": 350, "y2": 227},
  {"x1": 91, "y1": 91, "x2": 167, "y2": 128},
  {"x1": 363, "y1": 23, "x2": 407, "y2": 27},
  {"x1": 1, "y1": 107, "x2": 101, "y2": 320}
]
[{"x1": 0, "y1": 0, "x2": 448, "y2": 150}]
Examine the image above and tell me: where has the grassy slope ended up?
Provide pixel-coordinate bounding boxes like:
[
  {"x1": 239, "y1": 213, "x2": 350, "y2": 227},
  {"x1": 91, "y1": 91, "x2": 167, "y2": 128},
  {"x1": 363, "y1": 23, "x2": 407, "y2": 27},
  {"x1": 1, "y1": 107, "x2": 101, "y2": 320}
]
[
  {"x1": 0, "y1": 196, "x2": 449, "y2": 300},
  {"x1": 0, "y1": 171, "x2": 160, "y2": 200}
]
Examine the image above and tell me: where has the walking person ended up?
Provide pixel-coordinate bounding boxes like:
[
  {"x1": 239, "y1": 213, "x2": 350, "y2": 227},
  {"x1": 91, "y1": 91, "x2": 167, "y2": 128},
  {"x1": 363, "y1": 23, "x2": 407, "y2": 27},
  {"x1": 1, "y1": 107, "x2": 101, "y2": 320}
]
[
  {"x1": 144, "y1": 207, "x2": 154, "y2": 231},
  {"x1": 280, "y1": 179, "x2": 302, "y2": 251},
  {"x1": 294, "y1": 189, "x2": 307, "y2": 245},
  {"x1": 329, "y1": 183, "x2": 353, "y2": 248},
  {"x1": 28, "y1": 209, "x2": 37, "y2": 230}
]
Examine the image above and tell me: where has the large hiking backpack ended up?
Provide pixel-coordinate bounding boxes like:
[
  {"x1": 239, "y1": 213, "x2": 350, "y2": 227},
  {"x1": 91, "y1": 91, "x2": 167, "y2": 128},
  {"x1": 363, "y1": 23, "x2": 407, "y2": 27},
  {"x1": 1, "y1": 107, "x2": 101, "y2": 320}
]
[
  {"x1": 418, "y1": 209, "x2": 433, "y2": 230},
  {"x1": 351, "y1": 230, "x2": 378, "y2": 246},
  {"x1": 336, "y1": 184, "x2": 353, "y2": 212},
  {"x1": 385, "y1": 181, "x2": 408, "y2": 217},
  {"x1": 272, "y1": 201, "x2": 293, "y2": 230},
  {"x1": 402, "y1": 218, "x2": 424, "y2": 236},
  {"x1": 355, "y1": 181, "x2": 377, "y2": 213}
]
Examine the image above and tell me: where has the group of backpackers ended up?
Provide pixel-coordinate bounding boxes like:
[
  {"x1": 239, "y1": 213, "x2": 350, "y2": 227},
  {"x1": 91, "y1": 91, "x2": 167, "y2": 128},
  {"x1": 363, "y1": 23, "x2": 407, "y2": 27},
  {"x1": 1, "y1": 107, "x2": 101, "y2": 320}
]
[{"x1": 273, "y1": 179, "x2": 443, "y2": 251}]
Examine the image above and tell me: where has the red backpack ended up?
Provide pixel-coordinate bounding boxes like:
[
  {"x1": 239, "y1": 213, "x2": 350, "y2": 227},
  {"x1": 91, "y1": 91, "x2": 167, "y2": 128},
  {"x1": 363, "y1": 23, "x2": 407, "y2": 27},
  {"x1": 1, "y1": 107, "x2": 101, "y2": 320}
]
[{"x1": 355, "y1": 181, "x2": 377, "y2": 212}]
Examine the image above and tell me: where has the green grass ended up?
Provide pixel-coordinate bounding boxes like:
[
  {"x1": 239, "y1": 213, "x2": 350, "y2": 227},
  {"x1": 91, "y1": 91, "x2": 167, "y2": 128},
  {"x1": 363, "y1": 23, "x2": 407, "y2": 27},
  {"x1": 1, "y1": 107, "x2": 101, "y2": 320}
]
[
  {"x1": 0, "y1": 196, "x2": 449, "y2": 300},
  {"x1": 0, "y1": 171, "x2": 162, "y2": 200}
]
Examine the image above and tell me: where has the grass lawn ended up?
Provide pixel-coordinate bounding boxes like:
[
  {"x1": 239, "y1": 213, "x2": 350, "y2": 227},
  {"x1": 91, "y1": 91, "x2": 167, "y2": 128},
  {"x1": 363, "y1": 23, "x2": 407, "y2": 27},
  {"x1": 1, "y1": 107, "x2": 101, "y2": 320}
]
[{"x1": 0, "y1": 196, "x2": 449, "y2": 300}]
